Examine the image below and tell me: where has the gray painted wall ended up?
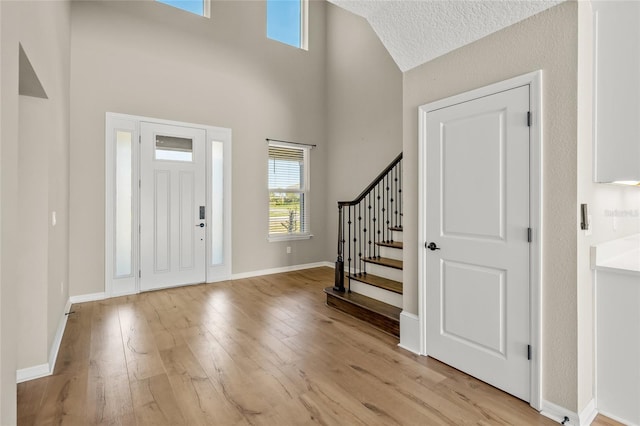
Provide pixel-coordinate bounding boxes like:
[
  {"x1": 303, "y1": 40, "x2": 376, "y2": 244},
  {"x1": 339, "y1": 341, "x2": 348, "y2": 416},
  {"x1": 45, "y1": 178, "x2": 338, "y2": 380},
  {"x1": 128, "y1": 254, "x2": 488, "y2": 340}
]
[
  {"x1": 403, "y1": 2, "x2": 582, "y2": 412},
  {"x1": 69, "y1": 0, "x2": 328, "y2": 297},
  {"x1": 324, "y1": 3, "x2": 403, "y2": 261},
  {"x1": 1, "y1": 0, "x2": 71, "y2": 421}
]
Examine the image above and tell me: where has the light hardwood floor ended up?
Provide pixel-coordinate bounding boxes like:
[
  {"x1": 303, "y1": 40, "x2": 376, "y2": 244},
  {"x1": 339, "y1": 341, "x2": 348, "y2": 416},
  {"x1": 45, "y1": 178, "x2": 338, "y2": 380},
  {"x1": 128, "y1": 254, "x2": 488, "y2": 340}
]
[{"x1": 18, "y1": 267, "x2": 620, "y2": 425}]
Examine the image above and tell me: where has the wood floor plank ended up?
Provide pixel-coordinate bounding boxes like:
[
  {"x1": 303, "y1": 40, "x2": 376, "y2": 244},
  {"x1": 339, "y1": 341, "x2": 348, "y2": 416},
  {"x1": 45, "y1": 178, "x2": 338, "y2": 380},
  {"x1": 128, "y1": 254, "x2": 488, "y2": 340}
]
[
  {"x1": 17, "y1": 377, "x2": 48, "y2": 423},
  {"x1": 17, "y1": 267, "x2": 620, "y2": 426},
  {"x1": 32, "y1": 371, "x2": 88, "y2": 425},
  {"x1": 118, "y1": 303, "x2": 165, "y2": 382},
  {"x1": 129, "y1": 373, "x2": 185, "y2": 426},
  {"x1": 85, "y1": 372, "x2": 134, "y2": 425},
  {"x1": 53, "y1": 303, "x2": 94, "y2": 376}
]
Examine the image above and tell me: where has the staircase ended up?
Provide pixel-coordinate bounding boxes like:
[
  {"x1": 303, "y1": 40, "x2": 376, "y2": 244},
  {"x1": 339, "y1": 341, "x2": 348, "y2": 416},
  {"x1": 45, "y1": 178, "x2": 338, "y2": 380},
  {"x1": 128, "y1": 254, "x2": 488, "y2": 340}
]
[{"x1": 324, "y1": 153, "x2": 403, "y2": 337}]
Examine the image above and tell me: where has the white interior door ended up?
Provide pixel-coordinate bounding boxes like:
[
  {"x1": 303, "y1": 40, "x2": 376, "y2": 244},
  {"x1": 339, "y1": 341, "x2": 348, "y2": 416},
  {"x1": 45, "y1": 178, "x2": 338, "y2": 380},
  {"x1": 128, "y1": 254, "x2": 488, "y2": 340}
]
[
  {"x1": 424, "y1": 85, "x2": 531, "y2": 401},
  {"x1": 140, "y1": 122, "x2": 206, "y2": 291}
]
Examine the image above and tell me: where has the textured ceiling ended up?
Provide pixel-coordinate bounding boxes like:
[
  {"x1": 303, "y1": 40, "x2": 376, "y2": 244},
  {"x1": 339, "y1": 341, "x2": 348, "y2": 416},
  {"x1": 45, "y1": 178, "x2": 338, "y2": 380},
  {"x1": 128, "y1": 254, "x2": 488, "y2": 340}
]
[{"x1": 328, "y1": 0, "x2": 564, "y2": 71}]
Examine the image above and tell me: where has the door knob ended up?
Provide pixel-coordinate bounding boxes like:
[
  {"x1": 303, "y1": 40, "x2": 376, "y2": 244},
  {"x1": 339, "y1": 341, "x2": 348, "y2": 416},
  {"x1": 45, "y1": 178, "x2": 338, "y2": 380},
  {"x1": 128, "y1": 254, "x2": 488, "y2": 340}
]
[
  {"x1": 196, "y1": 223, "x2": 205, "y2": 228},
  {"x1": 426, "y1": 242, "x2": 440, "y2": 251}
]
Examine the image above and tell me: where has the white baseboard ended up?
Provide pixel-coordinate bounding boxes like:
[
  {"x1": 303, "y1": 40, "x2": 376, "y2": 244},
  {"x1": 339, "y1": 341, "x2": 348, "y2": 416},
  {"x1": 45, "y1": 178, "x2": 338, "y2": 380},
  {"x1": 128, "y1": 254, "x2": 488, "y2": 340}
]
[
  {"x1": 579, "y1": 399, "x2": 598, "y2": 426},
  {"x1": 398, "y1": 311, "x2": 421, "y2": 354},
  {"x1": 48, "y1": 298, "x2": 72, "y2": 371},
  {"x1": 16, "y1": 363, "x2": 50, "y2": 384},
  {"x1": 231, "y1": 261, "x2": 333, "y2": 280},
  {"x1": 541, "y1": 399, "x2": 578, "y2": 425},
  {"x1": 541, "y1": 399, "x2": 597, "y2": 426},
  {"x1": 69, "y1": 292, "x2": 106, "y2": 304},
  {"x1": 597, "y1": 409, "x2": 637, "y2": 426},
  {"x1": 17, "y1": 298, "x2": 73, "y2": 384}
]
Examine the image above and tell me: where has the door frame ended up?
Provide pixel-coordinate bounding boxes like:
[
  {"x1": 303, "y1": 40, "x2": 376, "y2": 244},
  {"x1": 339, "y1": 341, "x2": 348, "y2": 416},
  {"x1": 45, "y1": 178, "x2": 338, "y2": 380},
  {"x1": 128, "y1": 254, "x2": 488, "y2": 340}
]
[
  {"x1": 105, "y1": 112, "x2": 232, "y2": 297},
  {"x1": 418, "y1": 71, "x2": 543, "y2": 410}
]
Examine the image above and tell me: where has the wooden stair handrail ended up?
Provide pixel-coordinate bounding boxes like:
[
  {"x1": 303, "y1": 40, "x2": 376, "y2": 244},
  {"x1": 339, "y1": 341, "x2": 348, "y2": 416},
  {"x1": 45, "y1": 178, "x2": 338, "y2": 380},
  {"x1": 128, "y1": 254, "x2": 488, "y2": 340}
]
[{"x1": 337, "y1": 152, "x2": 403, "y2": 207}]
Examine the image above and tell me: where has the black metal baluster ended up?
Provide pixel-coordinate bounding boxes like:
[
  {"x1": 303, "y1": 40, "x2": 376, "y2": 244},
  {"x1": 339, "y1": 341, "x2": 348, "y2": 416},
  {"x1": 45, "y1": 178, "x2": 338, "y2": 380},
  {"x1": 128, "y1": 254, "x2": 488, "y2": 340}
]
[
  {"x1": 357, "y1": 203, "x2": 361, "y2": 276},
  {"x1": 399, "y1": 159, "x2": 403, "y2": 228},
  {"x1": 386, "y1": 174, "x2": 390, "y2": 243},
  {"x1": 367, "y1": 193, "x2": 372, "y2": 268},
  {"x1": 347, "y1": 206, "x2": 352, "y2": 293},
  {"x1": 376, "y1": 183, "x2": 382, "y2": 258},
  {"x1": 334, "y1": 204, "x2": 345, "y2": 292},
  {"x1": 394, "y1": 164, "x2": 399, "y2": 234}
]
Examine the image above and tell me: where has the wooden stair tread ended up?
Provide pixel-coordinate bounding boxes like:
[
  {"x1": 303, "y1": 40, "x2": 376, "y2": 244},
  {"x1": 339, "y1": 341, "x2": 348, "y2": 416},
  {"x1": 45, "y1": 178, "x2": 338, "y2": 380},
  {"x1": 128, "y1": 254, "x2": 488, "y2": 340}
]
[
  {"x1": 363, "y1": 257, "x2": 403, "y2": 270},
  {"x1": 324, "y1": 287, "x2": 400, "y2": 337},
  {"x1": 389, "y1": 226, "x2": 403, "y2": 232},
  {"x1": 375, "y1": 241, "x2": 403, "y2": 249},
  {"x1": 349, "y1": 273, "x2": 402, "y2": 294}
]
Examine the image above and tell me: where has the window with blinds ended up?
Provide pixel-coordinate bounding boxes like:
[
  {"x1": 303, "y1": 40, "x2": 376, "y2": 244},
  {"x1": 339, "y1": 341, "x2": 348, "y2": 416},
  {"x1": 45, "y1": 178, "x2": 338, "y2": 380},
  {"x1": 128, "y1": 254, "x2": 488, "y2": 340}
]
[{"x1": 268, "y1": 143, "x2": 310, "y2": 239}]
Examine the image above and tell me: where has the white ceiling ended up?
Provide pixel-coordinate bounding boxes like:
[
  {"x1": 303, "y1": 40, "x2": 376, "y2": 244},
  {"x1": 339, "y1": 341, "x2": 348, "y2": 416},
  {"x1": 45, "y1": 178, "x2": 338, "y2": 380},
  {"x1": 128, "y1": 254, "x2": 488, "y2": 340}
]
[{"x1": 327, "y1": 0, "x2": 564, "y2": 71}]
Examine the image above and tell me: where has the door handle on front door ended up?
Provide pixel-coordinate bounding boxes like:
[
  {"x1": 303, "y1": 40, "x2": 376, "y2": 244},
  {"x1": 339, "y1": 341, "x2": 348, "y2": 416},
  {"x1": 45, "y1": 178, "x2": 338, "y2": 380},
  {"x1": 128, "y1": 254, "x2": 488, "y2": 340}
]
[
  {"x1": 196, "y1": 223, "x2": 205, "y2": 228},
  {"x1": 426, "y1": 242, "x2": 440, "y2": 251}
]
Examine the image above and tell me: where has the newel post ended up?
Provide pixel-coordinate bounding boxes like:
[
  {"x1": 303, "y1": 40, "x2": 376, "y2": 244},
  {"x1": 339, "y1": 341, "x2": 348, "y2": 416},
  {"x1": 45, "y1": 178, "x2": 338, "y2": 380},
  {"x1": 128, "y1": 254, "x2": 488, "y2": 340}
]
[{"x1": 334, "y1": 204, "x2": 345, "y2": 292}]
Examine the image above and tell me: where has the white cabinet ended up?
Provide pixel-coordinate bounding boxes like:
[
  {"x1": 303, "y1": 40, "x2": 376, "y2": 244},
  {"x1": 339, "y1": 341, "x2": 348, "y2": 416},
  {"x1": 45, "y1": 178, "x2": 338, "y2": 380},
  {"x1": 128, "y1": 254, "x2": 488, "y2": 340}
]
[
  {"x1": 596, "y1": 269, "x2": 640, "y2": 425},
  {"x1": 593, "y1": 1, "x2": 640, "y2": 183},
  {"x1": 593, "y1": 234, "x2": 640, "y2": 425}
]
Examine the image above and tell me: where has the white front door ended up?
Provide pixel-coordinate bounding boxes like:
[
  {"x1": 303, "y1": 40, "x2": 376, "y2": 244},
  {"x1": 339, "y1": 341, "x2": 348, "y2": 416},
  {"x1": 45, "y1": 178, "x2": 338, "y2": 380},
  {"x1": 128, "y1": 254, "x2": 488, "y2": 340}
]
[
  {"x1": 424, "y1": 85, "x2": 531, "y2": 401},
  {"x1": 140, "y1": 122, "x2": 206, "y2": 291}
]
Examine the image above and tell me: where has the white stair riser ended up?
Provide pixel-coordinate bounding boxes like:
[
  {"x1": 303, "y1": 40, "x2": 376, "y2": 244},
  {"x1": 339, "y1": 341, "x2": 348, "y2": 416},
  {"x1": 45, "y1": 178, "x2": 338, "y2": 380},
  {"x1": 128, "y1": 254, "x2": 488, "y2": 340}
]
[
  {"x1": 391, "y1": 230, "x2": 403, "y2": 242},
  {"x1": 352, "y1": 263, "x2": 402, "y2": 282},
  {"x1": 350, "y1": 281, "x2": 403, "y2": 308},
  {"x1": 379, "y1": 245, "x2": 403, "y2": 261}
]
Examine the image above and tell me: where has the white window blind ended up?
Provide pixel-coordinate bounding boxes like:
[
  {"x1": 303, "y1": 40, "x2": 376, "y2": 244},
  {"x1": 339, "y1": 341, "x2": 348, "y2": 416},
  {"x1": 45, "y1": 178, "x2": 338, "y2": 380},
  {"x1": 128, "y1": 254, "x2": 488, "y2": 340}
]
[{"x1": 268, "y1": 143, "x2": 310, "y2": 238}]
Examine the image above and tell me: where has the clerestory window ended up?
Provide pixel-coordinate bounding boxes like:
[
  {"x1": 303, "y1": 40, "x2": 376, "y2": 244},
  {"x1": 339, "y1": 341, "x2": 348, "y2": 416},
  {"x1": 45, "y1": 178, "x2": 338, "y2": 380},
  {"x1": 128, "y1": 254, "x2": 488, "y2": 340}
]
[
  {"x1": 156, "y1": 0, "x2": 210, "y2": 18},
  {"x1": 267, "y1": 0, "x2": 308, "y2": 50}
]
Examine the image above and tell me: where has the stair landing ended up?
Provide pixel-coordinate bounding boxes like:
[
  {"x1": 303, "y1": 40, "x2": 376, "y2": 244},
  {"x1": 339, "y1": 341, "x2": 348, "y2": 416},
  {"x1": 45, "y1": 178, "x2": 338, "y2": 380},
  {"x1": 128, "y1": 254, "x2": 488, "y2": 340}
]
[{"x1": 324, "y1": 287, "x2": 400, "y2": 337}]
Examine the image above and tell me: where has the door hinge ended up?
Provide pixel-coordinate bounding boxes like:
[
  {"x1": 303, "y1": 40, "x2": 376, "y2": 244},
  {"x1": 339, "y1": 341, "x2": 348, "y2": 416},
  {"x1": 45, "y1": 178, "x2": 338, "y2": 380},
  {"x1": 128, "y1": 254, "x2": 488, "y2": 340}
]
[
  {"x1": 139, "y1": 135, "x2": 141, "y2": 144},
  {"x1": 527, "y1": 344, "x2": 532, "y2": 360},
  {"x1": 527, "y1": 111, "x2": 532, "y2": 127},
  {"x1": 527, "y1": 227, "x2": 532, "y2": 243},
  {"x1": 139, "y1": 270, "x2": 141, "y2": 278},
  {"x1": 139, "y1": 224, "x2": 141, "y2": 233}
]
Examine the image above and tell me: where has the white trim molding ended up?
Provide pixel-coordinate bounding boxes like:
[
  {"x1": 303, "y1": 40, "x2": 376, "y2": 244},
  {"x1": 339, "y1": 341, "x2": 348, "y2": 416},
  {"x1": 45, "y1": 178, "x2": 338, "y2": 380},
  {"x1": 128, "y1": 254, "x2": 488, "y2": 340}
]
[
  {"x1": 17, "y1": 298, "x2": 72, "y2": 383},
  {"x1": 105, "y1": 112, "x2": 232, "y2": 297},
  {"x1": 398, "y1": 311, "x2": 420, "y2": 354},
  {"x1": 597, "y1": 409, "x2": 636, "y2": 426},
  {"x1": 231, "y1": 261, "x2": 333, "y2": 280},
  {"x1": 579, "y1": 399, "x2": 598, "y2": 426},
  {"x1": 418, "y1": 70, "x2": 544, "y2": 410},
  {"x1": 16, "y1": 364, "x2": 49, "y2": 384},
  {"x1": 541, "y1": 398, "x2": 597, "y2": 426},
  {"x1": 48, "y1": 298, "x2": 72, "y2": 373},
  {"x1": 69, "y1": 292, "x2": 106, "y2": 304}
]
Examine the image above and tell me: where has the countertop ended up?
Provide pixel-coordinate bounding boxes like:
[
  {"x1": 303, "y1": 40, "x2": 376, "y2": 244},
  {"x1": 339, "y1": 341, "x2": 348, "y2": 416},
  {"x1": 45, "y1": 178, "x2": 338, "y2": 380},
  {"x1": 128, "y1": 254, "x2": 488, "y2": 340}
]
[{"x1": 591, "y1": 233, "x2": 640, "y2": 274}]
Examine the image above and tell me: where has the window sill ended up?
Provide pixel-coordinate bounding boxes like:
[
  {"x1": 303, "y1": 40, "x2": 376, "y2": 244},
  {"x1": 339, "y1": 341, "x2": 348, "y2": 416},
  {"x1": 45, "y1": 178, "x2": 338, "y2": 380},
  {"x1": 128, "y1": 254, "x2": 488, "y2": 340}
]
[{"x1": 267, "y1": 233, "x2": 313, "y2": 242}]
